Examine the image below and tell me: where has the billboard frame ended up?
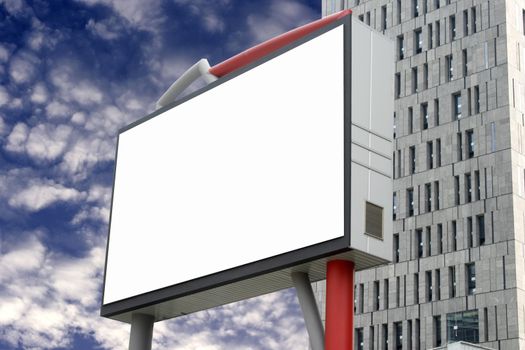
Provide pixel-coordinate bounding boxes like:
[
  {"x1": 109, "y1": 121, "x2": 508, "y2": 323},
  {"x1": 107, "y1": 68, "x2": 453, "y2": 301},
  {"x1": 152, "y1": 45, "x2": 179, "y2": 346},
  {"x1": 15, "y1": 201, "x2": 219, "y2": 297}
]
[{"x1": 101, "y1": 15, "x2": 352, "y2": 320}]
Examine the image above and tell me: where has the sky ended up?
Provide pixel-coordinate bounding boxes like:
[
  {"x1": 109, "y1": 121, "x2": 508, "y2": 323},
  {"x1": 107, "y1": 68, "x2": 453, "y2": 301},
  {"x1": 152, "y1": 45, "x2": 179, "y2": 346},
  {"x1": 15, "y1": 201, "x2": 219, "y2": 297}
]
[{"x1": 0, "y1": 1, "x2": 322, "y2": 349}]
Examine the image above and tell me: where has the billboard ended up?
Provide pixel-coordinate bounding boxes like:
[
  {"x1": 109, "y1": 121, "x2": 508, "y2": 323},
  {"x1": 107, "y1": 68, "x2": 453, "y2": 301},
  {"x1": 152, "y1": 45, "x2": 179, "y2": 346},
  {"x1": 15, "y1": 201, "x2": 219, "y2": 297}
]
[{"x1": 102, "y1": 14, "x2": 394, "y2": 323}]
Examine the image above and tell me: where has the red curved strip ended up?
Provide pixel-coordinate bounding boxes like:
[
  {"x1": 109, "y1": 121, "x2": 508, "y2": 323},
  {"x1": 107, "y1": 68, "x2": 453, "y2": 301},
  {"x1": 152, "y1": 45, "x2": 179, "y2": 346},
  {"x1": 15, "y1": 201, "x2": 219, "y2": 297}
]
[{"x1": 209, "y1": 9, "x2": 352, "y2": 77}]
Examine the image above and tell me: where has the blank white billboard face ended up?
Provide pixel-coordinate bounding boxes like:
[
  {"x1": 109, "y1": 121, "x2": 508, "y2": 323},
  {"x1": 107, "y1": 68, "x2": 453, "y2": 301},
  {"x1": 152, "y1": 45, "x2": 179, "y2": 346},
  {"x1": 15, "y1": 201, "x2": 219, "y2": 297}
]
[{"x1": 103, "y1": 25, "x2": 345, "y2": 305}]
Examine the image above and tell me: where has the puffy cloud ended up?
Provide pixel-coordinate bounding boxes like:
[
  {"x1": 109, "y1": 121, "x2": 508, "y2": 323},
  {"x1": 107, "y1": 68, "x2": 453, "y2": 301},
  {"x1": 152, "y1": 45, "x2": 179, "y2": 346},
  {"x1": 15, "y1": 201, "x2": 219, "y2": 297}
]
[
  {"x1": 46, "y1": 100, "x2": 70, "y2": 118},
  {"x1": 0, "y1": 85, "x2": 10, "y2": 106},
  {"x1": 30, "y1": 83, "x2": 48, "y2": 104},
  {"x1": 8, "y1": 51, "x2": 39, "y2": 84},
  {"x1": 25, "y1": 124, "x2": 73, "y2": 161},
  {"x1": 60, "y1": 136, "x2": 115, "y2": 180},
  {"x1": 86, "y1": 18, "x2": 122, "y2": 40},
  {"x1": 8, "y1": 179, "x2": 85, "y2": 212},
  {"x1": 5, "y1": 122, "x2": 29, "y2": 153}
]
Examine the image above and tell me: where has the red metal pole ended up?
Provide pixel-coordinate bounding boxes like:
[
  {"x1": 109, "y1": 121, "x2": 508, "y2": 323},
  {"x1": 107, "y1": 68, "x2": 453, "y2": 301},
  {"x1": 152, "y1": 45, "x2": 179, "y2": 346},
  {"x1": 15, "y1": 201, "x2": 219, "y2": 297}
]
[{"x1": 325, "y1": 260, "x2": 355, "y2": 350}]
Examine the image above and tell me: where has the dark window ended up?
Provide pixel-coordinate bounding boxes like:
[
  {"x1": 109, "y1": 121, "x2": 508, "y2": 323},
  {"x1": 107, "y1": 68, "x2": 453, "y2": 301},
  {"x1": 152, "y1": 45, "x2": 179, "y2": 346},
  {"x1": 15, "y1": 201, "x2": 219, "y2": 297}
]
[
  {"x1": 447, "y1": 310, "x2": 479, "y2": 343},
  {"x1": 435, "y1": 0, "x2": 439, "y2": 9},
  {"x1": 436, "y1": 138, "x2": 441, "y2": 166},
  {"x1": 462, "y1": 49, "x2": 468, "y2": 76},
  {"x1": 398, "y1": 35, "x2": 405, "y2": 60},
  {"x1": 415, "y1": 319, "x2": 421, "y2": 350},
  {"x1": 395, "y1": 322, "x2": 403, "y2": 350},
  {"x1": 359, "y1": 283, "x2": 364, "y2": 313},
  {"x1": 434, "y1": 181, "x2": 440, "y2": 210},
  {"x1": 477, "y1": 214, "x2": 485, "y2": 245},
  {"x1": 366, "y1": 12, "x2": 371, "y2": 25},
  {"x1": 415, "y1": 28, "x2": 423, "y2": 54},
  {"x1": 407, "y1": 320, "x2": 413, "y2": 350},
  {"x1": 449, "y1": 266, "x2": 456, "y2": 297},
  {"x1": 423, "y1": 63, "x2": 429, "y2": 89},
  {"x1": 397, "y1": 0, "x2": 402, "y2": 24},
  {"x1": 413, "y1": 0, "x2": 419, "y2": 17},
  {"x1": 472, "y1": 7, "x2": 477, "y2": 33},
  {"x1": 426, "y1": 270, "x2": 433, "y2": 301},
  {"x1": 450, "y1": 15, "x2": 456, "y2": 41},
  {"x1": 358, "y1": 14, "x2": 364, "y2": 22},
  {"x1": 467, "y1": 217, "x2": 473, "y2": 248},
  {"x1": 409, "y1": 146, "x2": 416, "y2": 174},
  {"x1": 381, "y1": 5, "x2": 387, "y2": 30},
  {"x1": 467, "y1": 129, "x2": 474, "y2": 158},
  {"x1": 457, "y1": 132, "x2": 463, "y2": 160},
  {"x1": 374, "y1": 280, "x2": 380, "y2": 311},
  {"x1": 370, "y1": 326, "x2": 375, "y2": 350},
  {"x1": 395, "y1": 73, "x2": 401, "y2": 98},
  {"x1": 437, "y1": 223, "x2": 443, "y2": 254},
  {"x1": 453, "y1": 92, "x2": 462, "y2": 119},
  {"x1": 436, "y1": 20, "x2": 441, "y2": 46},
  {"x1": 383, "y1": 324, "x2": 389, "y2": 350},
  {"x1": 451, "y1": 221, "x2": 457, "y2": 251},
  {"x1": 414, "y1": 273, "x2": 419, "y2": 303},
  {"x1": 412, "y1": 67, "x2": 418, "y2": 93},
  {"x1": 408, "y1": 107, "x2": 414, "y2": 133},
  {"x1": 474, "y1": 85, "x2": 480, "y2": 113},
  {"x1": 427, "y1": 140, "x2": 433, "y2": 169},
  {"x1": 422, "y1": 103, "x2": 429, "y2": 129},
  {"x1": 394, "y1": 233, "x2": 400, "y2": 262},
  {"x1": 356, "y1": 328, "x2": 364, "y2": 350},
  {"x1": 463, "y1": 10, "x2": 469, "y2": 36},
  {"x1": 425, "y1": 183, "x2": 432, "y2": 212},
  {"x1": 384, "y1": 279, "x2": 389, "y2": 309},
  {"x1": 436, "y1": 268, "x2": 441, "y2": 300},
  {"x1": 426, "y1": 226, "x2": 432, "y2": 256},
  {"x1": 434, "y1": 315, "x2": 442, "y2": 346},
  {"x1": 466, "y1": 263, "x2": 476, "y2": 294},
  {"x1": 466, "y1": 173, "x2": 472, "y2": 203},
  {"x1": 428, "y1": 23, "x2": 434, "y2": 49},
  {"x1": 475, "y1": 170, "x2": 481, "y2": 200},
  {"x1": 393, "y1": 192, "x2": 398, "y2": 220},
  {"x1": 454, "y1": 175, "x2": 460, "y2": 205},
  {"x1": 408, "y1": 188, "x2": 415, "y2": 216},
  {"x1": 445, "y1": 54, "x2": 453, "y2": 81},
  {"x1": 396, "y1": 276, "x2": 401, "y2": 307},
  {"x1": 416, "y1": 228, "x2": 423, "y2": 258}
]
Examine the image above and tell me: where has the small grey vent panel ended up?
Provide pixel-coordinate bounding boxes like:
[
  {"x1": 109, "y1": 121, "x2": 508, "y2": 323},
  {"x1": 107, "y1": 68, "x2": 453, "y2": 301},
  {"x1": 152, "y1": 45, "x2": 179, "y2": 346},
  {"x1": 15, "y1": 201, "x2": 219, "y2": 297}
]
[{"x1": 365, "y1": 201, "x2": 383, "y2": 240}]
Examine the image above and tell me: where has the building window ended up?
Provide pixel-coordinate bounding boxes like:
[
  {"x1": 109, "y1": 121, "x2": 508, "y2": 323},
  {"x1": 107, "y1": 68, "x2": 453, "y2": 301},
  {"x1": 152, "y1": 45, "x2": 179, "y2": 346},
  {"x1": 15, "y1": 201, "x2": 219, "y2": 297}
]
[
  {"x1": 445, "y1": 54, "x2": 453, "y2": 81},
  {"x1": 491, "y1": 122, "x2": 496, "y2": 152},
  {"x1": 437, "y1": 223, "x2": 443, "y2": 254},
  {"x1": 408, "y1": 188, "x2": 415, "y2": 216},
  {"x1": 425, "y1": 183, "x2": 432, "y2": 212},
  {"x1": 395, "y1": 73, "x2": 401, "y2": 98},
  {"x1": 359, "y1": 283, "x2": 364, "y2": 313},
  {"x1": 397, "y1": 0, "x2": 402, "y2": 24},
  {"x1": 475, "y1": 170, "x2": 481, "y2": 200},
  {"x1": 466, "y1": 263, "x2": 476, "y2": 294},
  {"x1": 396, "y1": 276, "x2": 401, "y2": 307},
  {"x1": 398, "y1": 35, "x2": 405, "y2": 60},
  {"x1": 447, "y1": 310, "x2": 479, "y2": 343},
  {"x1": 383, "y1": 324, "x2": 389, "y2": 350},
  {"x1": 427, "y1": 141, "x2": 433, "y2": 169},
  {"x1": 454, "y1": 175, "x2": 460, "y2": 205},
  {"x1": 414, "y1": 273, "x2": 419, "y2": 303},
  {"x1": 381, "y1": 5, "x2": 387, "y2": 30},
  {"x1": 434, "y1": 181, "x2": 440, "y2": 210},
  {"x1": 426, "y1": 226, "x2": 432, "y2": 256},
  {"x1": 426, "y1": 270, "x2": 433, "y2": 301},
  {"x1": 412, "y1": 67, "x2": 418, "y2": 93},
  {"x1": 472, "y1": 7, "x2": 477, "y2": 33},
  {"x1": 457, "y1": 132, "x2": 463, "y2": 160},
  {"x1": 465, "y1": 173, "x2": 472, "y2": 203},
  {"x1": 436, "y1": 138, "x2": 441, "y2": 166},
  {"x1": 374, "y1": 280, "x2": 380, "y2": 311},
  {"x1": 423, "y1": 63, "x2": 429, "y2": 89},
  {"x1": 415, "y1": 28, "x2": 423, "y2": 54},
  {"x1": 466, "y1": 129, "x2": 474, "y2": 158},
  {"x1": 394, "y1": 322, "x2": 402, "y2": 350},
  {"x1": 436, "y1": 20, "x2": 441, "y2": 46},
  {"x1": 415, "y1": 319, "x2": 421, "y2": 349},
  {"x1": 358, "y1": 14, "x2": 364, "y2": 22},
  {"x1": 370, "y1": 326, "x2": 375, "y2": 350},
  {"x1": 366, "y1": 11, "x2": 371, "y2": 25},
  {"x1": 436, "y1": 268, "x2": 441, "y2": 300},
  {"x1": 453, "y1": 92, "x2": 462, "y2": 119},
  {"x1": 409, "y1": 146, "x2": 416, "y2": 174},
  {"x1": 449, "y1": 266, "x2": 456, "y2": 297},
  {"x1": 450, "y1": 15, "x2": 456, "y2": 41},
  {"x1": 356, "y1": 328, "x2": 364, "y2": 350},
  {"x1": 384, "y1": 278, "x2": 389, "y2": 309},
  {"x1": 393, "y1": 192, "x2": 398, "y2": 220},
  {"x1": 394, "y1": 233, "x2": 400, "y2": 262},
  {"x1": 435, "y1": 0, "x2": 440, "y2": 9},
  {"x1": 434, "y1": 98, "x2": 440, "y2": 126},
  {"x1": 462, "y1": 49, "x2": 468, "y2": 76},
  {"x1": 451, "y1": 221, "x2": 457, "y2": 251},
  {"x1": 422, "y1": 103, "x2": 429, "y2": 129},
  {"x1": 474, "y1": 85, "x2": 480, "y2": 113},
  {"x1": 467, "y1": 217, "x2": 473, "y2": 247},
  {"x1": 416, "y1": 228, "x2": 423, "y2": 258},
  {"x1": 463, "y1": 10, "x2": 469, "y2": 36},
  {"x1": 428, "y1": 23, "x2": 434, "y2": 49},
  {"x1": 434, "y1": 315, "x2": 442, "y2": 346},
  {"x1": 408, "y1": 107, "x2": 414, "y2": 133},
  {"x1": 413, "y1": 0, "x2": 419, "y2": 17},
  {"x1": 477, "y1": 214, "x2": 485, "y2": 245}
]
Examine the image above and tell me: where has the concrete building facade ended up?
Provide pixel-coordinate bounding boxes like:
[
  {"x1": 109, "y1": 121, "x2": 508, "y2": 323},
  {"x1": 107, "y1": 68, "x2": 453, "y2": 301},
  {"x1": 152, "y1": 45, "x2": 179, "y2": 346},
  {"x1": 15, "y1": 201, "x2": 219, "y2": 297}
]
[{"x1": 317, "y1": 0, "x2": 525, "y2": 348}]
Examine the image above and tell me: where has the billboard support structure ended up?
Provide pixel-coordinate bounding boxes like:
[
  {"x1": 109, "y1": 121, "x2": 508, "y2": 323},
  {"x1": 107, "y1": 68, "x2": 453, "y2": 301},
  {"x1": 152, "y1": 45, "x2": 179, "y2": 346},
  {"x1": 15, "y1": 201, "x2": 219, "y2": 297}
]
[
  {"x1": 325, "y1": 260, "x2": 355, "y2": 350},
  {"x1": 129, "y1": 314, "x2": 154, "y2": 350},
  {"x1": 291, "y1": 272, "x2": 325, "y2": 350}
]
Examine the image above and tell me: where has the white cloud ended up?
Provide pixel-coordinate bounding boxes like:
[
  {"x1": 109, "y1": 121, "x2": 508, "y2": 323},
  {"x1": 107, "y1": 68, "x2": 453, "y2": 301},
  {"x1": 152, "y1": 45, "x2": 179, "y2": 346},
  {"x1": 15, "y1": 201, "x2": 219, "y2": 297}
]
[
  {"x1": 25, "y1": 123, "x2": 73, "y2": 161},
  {"x1": 0, "y1": 85, "x2": 10, "y2": 106},
  {"x1": 30, "y1": 83, "x2": 48, "y2": 104},
  {"x1": 86, "y1": 18, "x2": 122, "y2": 40},
  {"x1": 8, "y1": 51, "x2": 39, "y2": 84},
  {"x1": 0, "y1": 44, "x2": 10, "y2": 62},
  {"x1": 8, "y1": 180, "x2": 85, "y2": 212},
  {"x1": 46, "y1": 100, "x2": 70, "y2": 118},
  {"x1": 174, "y1": 0, "x2": 230, "y2": 33},
  {"x1": 5, "y1": 122, "x2": 29, "y2": 153},
  {"x1": 60, "y1": 136, "x2": 115, "y2": 180}
]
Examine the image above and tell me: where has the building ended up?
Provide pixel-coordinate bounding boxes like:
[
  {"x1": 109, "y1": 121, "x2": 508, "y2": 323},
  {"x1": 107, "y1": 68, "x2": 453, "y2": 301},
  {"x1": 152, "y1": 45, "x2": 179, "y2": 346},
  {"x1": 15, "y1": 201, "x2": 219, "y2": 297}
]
[{"x1": 315, "y1": 0, "x2": 525, "y2": 348}]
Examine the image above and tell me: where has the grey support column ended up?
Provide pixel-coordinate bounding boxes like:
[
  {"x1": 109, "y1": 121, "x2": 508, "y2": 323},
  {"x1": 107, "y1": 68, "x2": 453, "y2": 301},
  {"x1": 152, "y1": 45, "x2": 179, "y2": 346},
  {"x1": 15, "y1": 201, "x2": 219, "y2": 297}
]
[
  {"x1": 291, "y1": 272, "x2": 325, "y2": 350},
  {"x1": 129, "y1": 313, "x2": 154, "y2": 350}
]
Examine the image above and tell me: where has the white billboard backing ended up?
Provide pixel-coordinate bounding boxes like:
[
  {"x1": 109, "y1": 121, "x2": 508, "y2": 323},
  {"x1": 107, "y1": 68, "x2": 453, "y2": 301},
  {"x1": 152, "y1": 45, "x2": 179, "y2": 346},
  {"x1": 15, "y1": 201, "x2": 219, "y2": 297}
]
[{"x1": 102, "y1": 15, "x2": 394, "y2": 323}]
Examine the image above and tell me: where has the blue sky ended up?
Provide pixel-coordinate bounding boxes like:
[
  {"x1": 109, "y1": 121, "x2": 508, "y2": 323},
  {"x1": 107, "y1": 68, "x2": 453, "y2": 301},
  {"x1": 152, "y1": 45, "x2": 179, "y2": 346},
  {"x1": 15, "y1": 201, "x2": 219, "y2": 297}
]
[{"x1": 0, "y1": 1, "x2": 321, "y2": 349}]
